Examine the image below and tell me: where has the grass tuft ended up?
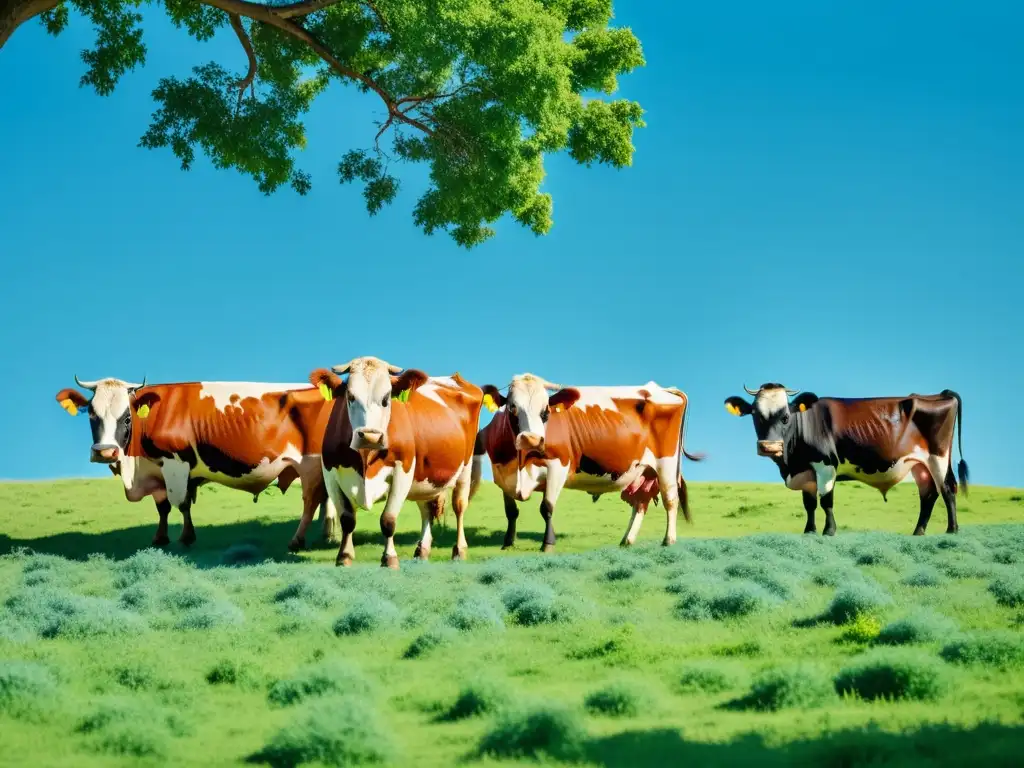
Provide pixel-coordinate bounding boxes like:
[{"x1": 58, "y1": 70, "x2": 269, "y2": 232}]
[
  {"x1": 678, "y1": 661, "x2": 745, "y2": 694},
  {"x1": 822, "y1": 582, "x2": 892, "y2": 625},
  {"x1": 268, "y1": 661, "x2": 372, "y2": 708},
  {"x1": 584, "y1": 680, "x2": 649, "y2": 717},
  {"x1": 988, "y1": 572, "x2": 1024, "y2": 607},
  {"x1": 901, "y1": 566, "x2": 947, "y2": 588},
  {"x1": 876, "y1": 610, "x2": 957, "y2": 646},
  {"x1": 333, "y1": 596, "x2": 401, "y2": 636},
  {"x1": 403, "y1": 626, "x2": 457, "y2": 659},
  {"x1": 835, "y1": 648, "x2": 951, "y2": 701},
  {"x1": 207, "y1": 659, "x2": 262, "y2": 689},
  {"x1": 445, "y1": 592, "x2": 505, "y2": 632},
  {"x1": 940, "y1": 631, "x2": 1024, "y2": 669},
  {"x1": 477, "y1": 704, "x2": 587, "y2": 762},
  {"x1": 0, "y1": 660, "x2": 59, "y2": 721},
  {"x1": 440, "y1": 679, "x2": 513, "y2": 721},
  {"x1": 728, "y1": 664, "x2": 834, "y2": 711}
]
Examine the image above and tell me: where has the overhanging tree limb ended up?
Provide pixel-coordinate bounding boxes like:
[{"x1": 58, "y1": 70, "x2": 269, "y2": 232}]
[{"x1": 227, "y1": 12, "x2": 257, "y2": 111}]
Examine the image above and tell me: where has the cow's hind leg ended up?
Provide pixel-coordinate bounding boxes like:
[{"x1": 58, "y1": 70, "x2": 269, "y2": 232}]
[
  {"x1": 152, "y1": 496, "x2": 171, "y2": 547},
  {"x1": 322, "y1": 468, "x2": 356, "y2": 566},
  {"x1": 911, "y1": 463, "x2": 939, "y2": 535},
  {"x1": 502, "y1": 493, "x2": 519, "y2": 549},
  {"x1": 656, "y1": 457, "x2": 681, "y2": 546},
  {"x1": 821, "y1": 491, "x2": 836, "y2": 536},
  {"x1": 450, "y1": 462, "x2": 472, "y2": 561},
  {"x1": 161, "y1": 460, "x2": 196, "y2": 546},
  {"x1": 923, "y1": 454, "x2": 958, "y2": 534},
  {"x1": 802, "y1": 492, "x2": 818, "y2": 534},
  {"x1": 413, "y1": 500, "x2": 437, "y2": 561},
  {"x1": 620, "y1": 502, "x2": 648, "y2": 547}
]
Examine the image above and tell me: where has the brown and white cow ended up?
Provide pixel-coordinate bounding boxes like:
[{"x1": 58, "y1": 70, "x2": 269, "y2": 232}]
[
  {"x1": 310, "y1": 357, "x2": 483, "y2": 569},
  {"x1": 55, "y1": 377, "x2": 338, "y2": 550},
  {"x1": 475, "y1": 374, "x2": 704, "y2": 552},
  {"x1": 724, "y1": 384, "x2": 969, "y2": 535}
]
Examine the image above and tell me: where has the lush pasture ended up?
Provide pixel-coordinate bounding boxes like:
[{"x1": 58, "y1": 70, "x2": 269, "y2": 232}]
[{"x1": 0, "y1": 479, "x2": 1022, "y2": 766}]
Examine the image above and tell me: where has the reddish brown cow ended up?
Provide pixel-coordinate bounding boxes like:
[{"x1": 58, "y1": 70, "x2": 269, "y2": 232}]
[
  {"x1": 310, "y1": 357, "x2": 483, "y2": 568},
  {"x1": 475, "y1": 374, "x2": 704, "y2": 552},
  {"x1": 55, "y1": 377, "x2": 337, "y2": 550}
]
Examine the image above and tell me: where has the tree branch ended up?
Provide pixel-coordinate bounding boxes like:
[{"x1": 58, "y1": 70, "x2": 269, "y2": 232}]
[
  {"x1": 269, "y1": 0, "x2": 342, "y2": 19},
  {"x1": 0, "y1": 0, "x2": 59, "y2": 49},
  {"x1": 228, "y1": 12, "x2": 258, "y2": 112}
]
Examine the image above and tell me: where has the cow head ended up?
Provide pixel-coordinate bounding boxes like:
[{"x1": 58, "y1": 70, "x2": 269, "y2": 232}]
[
  {"x1": 55, "y1": 376, "x2": 146, "y2": 464},
  {"x1": 312, "y1": 357, "x2": 428, "y2": 452},
  {"x1": 724, "y1": 383, "x2": 818, "y2": 459},
  {"x1": 482, "y1": 374, "x2": 581, "y2": 455}
]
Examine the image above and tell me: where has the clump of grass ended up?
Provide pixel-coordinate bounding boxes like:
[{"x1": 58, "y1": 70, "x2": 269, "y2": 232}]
[
  {"x1": 403, "y1": 626, "x2": 457, "y2": 659},
  {"x1": 113, "y1": 549, "x2": 183, "y2": 588},
  {"x1": 851, "y1": 542, "x2": 904, "y2": 568},
  {"x1": 446, "y1": 593, "x2": 505, "y2": 632},
  {"x1": 901, "y1": 566, "x2": 946, "y2": 588},
  {"x1": 938, "y1": 555, "x2": 993, "y2": 580},
  {"x1": 810, "y1": 566, "x2": 863, "y2": 588},
  {"x1": 441, "y1": 679, "x2": 513, "y2": 721},
  {"x1": 822, "y1": 582, "x2": 892, "y2": 625},
  {"x1": 834, "y1": 649, "x2": 951, "y2": 701},
  {"x1": 220, "y1": 543, "x2": 262, "y2": 566},
  {"x1": 876, "y1": 610, "x2": 957, "y2": 646},
  {"x1": 252, "y1": 697, "x2": 396, "y2": 767},
  {"x1": 112, "y1": 661, "x2": 167, "y2": 692},
  {"x1": 990, "y1": 547, "x2": 1020, "y2": 565},
  {"x1": 722, "y1": 560, "x2": 800, "y2": 600},
  {"x1": 175, "y1": 600, "x2": 244, "y2": 631},
  {"x1": 268, "y1": 661, "x2": 372, "y2": 708},
  {"x1": 605, "y1": 565, "x2": 636, "y2": 582},
  {"x1": 840, "y1": 613, "x2": 883, "y2": 644},
  {"x1": 940, "y1": 631, "x2": 1024, "y2": 669},
  {"x1": 501, "y1": 582, "x2": 582, "y2": 626},
  {"x1": 584, "y1": 680, "x2": 649, "y2": 718},
  {"x1": 676, "y1": 581, "x2": 776, "y2": 621},
  {"x1": 333, "y1": 596, "x2": 400, "y2": 636},
  {"x1": 5, "y1": 587, "x2": 147, "y2": 639},
  {"x1": 206, "y1": 659, "x2": 262, "y2": 689},
  {"x1": 0, "y1": 660, "x2": 58, "y2": 721},
  {"x1": 77, "y1": 697, "x2": 187, "y2": 758},
  {"x1": 729, "y1": 665, "x2": 834, "y2": 711},
  {"x1": 274, "y1": 576, "x2": 344, "y2": 610},
  {"x1": 713, "y1": 640, "x2": 763, "y2": 658},
  {"x1": 678, "y1": 661, "x2": 744, "y2": 694},
  {"x1": 566, "y1": 624, "x2": 640, "y2": 666},
  {"x1": 477, "y1": 704, "x2": 587, "y2": 762},
  {"x1": 988, "y1": 573, "x2": 1024, "y2": 607}
]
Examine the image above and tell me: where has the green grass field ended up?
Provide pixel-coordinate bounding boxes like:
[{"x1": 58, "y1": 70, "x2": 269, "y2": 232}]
[{"x1": 1, "y1": 478, "x2": 1023, "y2": 767}]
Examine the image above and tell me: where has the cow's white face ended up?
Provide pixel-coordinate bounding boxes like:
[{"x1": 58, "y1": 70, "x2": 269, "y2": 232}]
[
  {"x1": 724, "y1": 383, "x2": 817, "y2": 459},
  {"x1": 343, "y1": 359, "x2": 395, "y2": 451},
  {"x1": 506, "y1": 375, "x2": 556, "y2": 451},
  {"x1": 56, "y1": 378, "x2": 144, "y2": 464}
]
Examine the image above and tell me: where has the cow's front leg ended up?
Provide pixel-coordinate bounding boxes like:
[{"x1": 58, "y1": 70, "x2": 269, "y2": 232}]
[
  {"x1": 802, "y1": 491, "x2": 818, "y2": 534},
  {"x1": 161, "y1": 460, "x2": 196, "y2": 546},
  {"x1": 620, "y1": 502, "x2": 648, "y2": 547},
  {"x1": 821, "y1": 491, "x2": 836, "y2": 536},
  {"x1": 539, "y1": 460, "x2": 569, "y2": 553},
  {"x1": 501, "y1": 493, "x2": 519, "y2": 550},
  {"x1": 380, "y1": 460, "x2": 415, "y2": 569},
  {"x1": 152, "y1": 497, "x2": 171, "y2": 547}
]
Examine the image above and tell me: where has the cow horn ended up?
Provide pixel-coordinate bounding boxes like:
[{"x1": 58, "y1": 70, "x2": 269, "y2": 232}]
[
  {"x1": 127, "y1": 377, "x2": 146, "y2": 391},
  {"x1": 743, "y1": 384, "x2": 759, "y2": 396},
  {"x1": 331, "y1": 360, "x2": 356, "y2": 375},
  {"x1": 387, "y1": 364, "x2": 403, "y2": 374},
  {"x1": 75, "y1": 375, "x2": 99, "y2": 391},
  {"x1": 785, "y1": 387, "x2": 799, "y2": 396}
]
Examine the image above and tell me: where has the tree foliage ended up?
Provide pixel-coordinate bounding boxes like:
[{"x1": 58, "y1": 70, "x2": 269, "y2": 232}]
[{"x1": 6, "y1": 0, "x2": 646, "y2": 246}]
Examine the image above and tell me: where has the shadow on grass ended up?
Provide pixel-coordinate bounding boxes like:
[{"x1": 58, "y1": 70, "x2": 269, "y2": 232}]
[
  {"x1": 585, "y1": 721, "x2": 1024, "y2": 767},
  {"x1": 0, "y1": 522, "x2": 549, "y2": 567}
]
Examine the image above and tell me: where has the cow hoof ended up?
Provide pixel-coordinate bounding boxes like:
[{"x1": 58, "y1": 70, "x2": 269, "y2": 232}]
[
  {"x1": 413, "y1": 544, "x2": 430, "y2": 561},
  {"x1": 336, "y1": 553, "x2": 354, "y2": 567},
  {"x1": 945, "y1": 526, "x2": 959, "y2": 535},
  {"x1": 288, "y1": 536, "x2": 305, "y2": 552},
  {"x1": 179, "y1": 532, "x2": 197, "y2": 547},
  {"x1": 823, "y1": 528, "x2": 837, "y2": 537},
  {"x1": 541, "y1": 543, "x2": 555, "y2": 554},
  {"x1": 501, "y1": 541, "x2": 515, "y2": 551},
  {"x1": 661, "y1": 537, "x2": 677, "y2": 547},
  {"x1": 151, "y1": 535, "x2": 170, "y2": 548},
  {"x1": 912, "y1": 527, "x2": 926, "y2": 536},
  {"x1": 451, "y1": 546, "x2": 467, "y2": 561},
  {"x1": 803, "y1": 527, "x2": 817, "y2": 535},
  {"x1": 619, "y1": 538, "x2": 633, "y2": 549},
  {"x1": 381, "y1": 554, "x2": 400, "y2": 570}
]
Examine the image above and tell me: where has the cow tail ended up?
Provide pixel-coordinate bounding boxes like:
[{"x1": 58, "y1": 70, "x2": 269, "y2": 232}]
[
  {"x1": 941, "y1": 389, "x2": 969, "y2": 496},
  {"x1": 673, "y1": 393, "x2": 703, "y2": 524}
]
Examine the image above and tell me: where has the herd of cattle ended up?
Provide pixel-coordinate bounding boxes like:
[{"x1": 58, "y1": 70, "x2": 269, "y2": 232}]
[{"x1": 54, "y1": 357, "x2": 969, "y2": 567}]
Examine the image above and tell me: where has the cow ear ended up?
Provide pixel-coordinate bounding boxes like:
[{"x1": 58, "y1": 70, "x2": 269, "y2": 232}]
[
  {"x1": 133, "y1": 391, "x2": 160, "y2": 419},
  {"x1": 391, "y1": 369, "x2": 429, "y2": 400},
  {"x1": 55, "y1": 389, "x2": 89, "y2": 416},
  {"x1": 549, "y1": 387, "x2": 581, "y2": 413},
  {"x1": 309, "y1": 368, "x2": 343, "y2": 400},
  {"x1": 481, "y1": 385, "x2": 506, "y2": 412},
  {"x1": 724, "y1": 396, "x2": 753, "y2": 417},
  {"x1": 790, "y1": 393, "x2": 818, "y2": 413}
]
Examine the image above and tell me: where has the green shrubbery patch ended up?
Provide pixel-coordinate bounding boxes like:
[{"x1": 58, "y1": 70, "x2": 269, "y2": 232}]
[{"x1": 835, "y1": 649, "x2": 951, "y2": 701}]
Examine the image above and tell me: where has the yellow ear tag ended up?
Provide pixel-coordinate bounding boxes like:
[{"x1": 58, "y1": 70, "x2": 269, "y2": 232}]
[
  {"x1": 552, "y1": 403, "x2": 564, "y2": 413},
  {"x1": 60, "y1": 399, "x2": 78, "y2": 416},
  {"x1": 392, "y1": 389, "x2": 410, "y2": 404},
  {"x1": 482, "y1": 394, "x2": 498, "y2": 413},
  {"x1": 725, "y1": 402, "x2": 740, "y2": 416},
  {"x1": 136, "y1": 404, "x2": 150, "y2": 420},
  {"x1": 319, "y1": 382, "x2": 332, "y2": 401},
  {"x1": 798, "y1": 403, "x2": 807, "y2": 412}
]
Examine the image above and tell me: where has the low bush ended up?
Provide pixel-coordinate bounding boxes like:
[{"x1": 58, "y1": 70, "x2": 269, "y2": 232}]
[
  {"x1": 822, "y1": 582, "x2": 891, "y2": 625},
  {"x1": 729, "y1": 665, "x2": 834, "y2": 711},
  {"x1": 267, "y1": 661, "x2": 373, "y2": 708},
  {"x1": 834, "y1": 649, "x2": 950, "y2": 701},
  {"x1": 441, "y1": 679, "x2": 513, "y2": 721},
  {"x1": 333, "y1": 596, "x2": 400, "y2": 636},
  {"x1": 876, "y1": 610, "x2": 957, "y2": 646},
  {"x1": 584, "y1": 680, "x2": 649, "y2": 717},
  {"x1": 940, "y1": 631, "x2": 1024, "y2": 669},
  {"x1": 477, "y1": 704, "x2": 587, "y2": 762}
]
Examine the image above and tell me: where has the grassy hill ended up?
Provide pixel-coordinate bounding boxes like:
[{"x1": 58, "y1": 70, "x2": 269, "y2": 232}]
[{"x1": 0, "y1": 479, "x2": 1022, "y2": 766}]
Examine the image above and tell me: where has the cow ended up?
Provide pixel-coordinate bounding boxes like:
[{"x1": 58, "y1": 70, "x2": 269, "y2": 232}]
[
  {"x1": 55, "y1": 376, "x2": 339, "y2": 550},
  {"x1": 474, "y1": 374, "x2": 704, "y2": 552},
  {"x1": 310, "y1": 357, "x2": 483, "y2": 569},
  {"x1": 723, "y1": 384, "x2": 969, "y2": 536}
]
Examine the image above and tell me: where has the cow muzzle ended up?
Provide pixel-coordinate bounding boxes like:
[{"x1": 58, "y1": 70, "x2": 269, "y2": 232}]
[
  {"x1": 352, "y1": 428, "x2": 387, "y2": 451},
  {"x1": 757, "y1": 440, "x2": 784, "y2": 458},
  {"x1": 91, "y1": 444, "x2": 120, "y2": 463},
  {"x1": 515, "y1": 433, "x2": 545, "y2": 453}
]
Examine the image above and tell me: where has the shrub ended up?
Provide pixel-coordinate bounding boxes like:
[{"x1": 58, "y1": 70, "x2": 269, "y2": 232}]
[
  {"x1": 113, "y1": 550, "x2": 182, "y2": 588},
  {"x1": 446, "y1": 593, "x2": 505, "y2": 632},
  {"x1": 730, "y1": 665, "x2": 834, "y2": 711},
  {"x1": 403, "y1": 627, "x2": 457, "y2": 660},
  {"x1": 850, "y1": 542, "x2": 904, "y2": 568},
  {"x1": 988, "y1": 573, "x2": 1024, "y2": 607},
  {"x1": 676, "y1": 581, "x2": 775, "y2": 621},
  {"x1": 810, "y1": 567, "x2": 863, "y2": 588},
  {"x1": 939, "y1": 555, "x2": 993, "y2": 580},
  {"x1": 4, "y1": 587, "x2": 147, "y2": 640},
  {"x1": 477, "y1": 704, "x2": 587, "y2": 762},
  {"x1": 206, "y1": 659, "x2": 262, "y2": 689},
  {"x1": 174, "y1": 601, "x2": 244, "y2": 631},
  {"x1": 441, "y1": 679, "x2": 513, "y2": 721},
  {"x1": 501, "y1": 582, "x2": 581, "y2": 626},
  {"x1": 834, "y1": 649, "x2": 951, "y2": 701},
  {"x1": 722, "y1": 560, "x2": 799, "y2": 600},
  {"x1": 584, "y1": 681, "x2": 648, "y2": 717},
  {"x1": 990, "y1": 547, "x2": 1020, "y2": 566},
  {"x1": 822, "y1": 582, "x2": 891, "y2": 625},
  {"x1": 113, "y1": 662, "x2": 166, "y2": 692},
  {"x1": 605, "y1": 565, "x2": 636, "y2": 582},
  {"x1": 268, "y1": 661, "x2": 372, "y2": 708},
  {"x1": 841, "y1": 614, "x2": 883, "y2": 644},
  {"x1": 252, "y1": 697, "x2": 396, "y2": 767},
  {"x1": 77, "y1": 697, "x2": 187, "y2": 758},
  {"x1": 876, "y1": 610, "x2": 957, "y2": 646},
  {"x1": 274, "y1": 577, "x2": 344, "y2": 610},
  {"x1": 940, "y1": 631, "x2": 1024, "y2": 669},
  {"x1": 901, "y1": 567, "x2": 946, "y2": 588},
  {"x1": 333, "y1": 596, "x2": 401, "y2": 636},
  {"x1": 0, "y1": 661, "x2": 58, "y2": 721},
  {"x1": 678, "y1": 661, "x2": 744, "y2": 694}
]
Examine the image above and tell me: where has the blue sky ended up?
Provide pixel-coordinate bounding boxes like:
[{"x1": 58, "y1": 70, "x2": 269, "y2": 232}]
[{"x1": 1, "y1": 0, "x2": 1022, "y2": 487}]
